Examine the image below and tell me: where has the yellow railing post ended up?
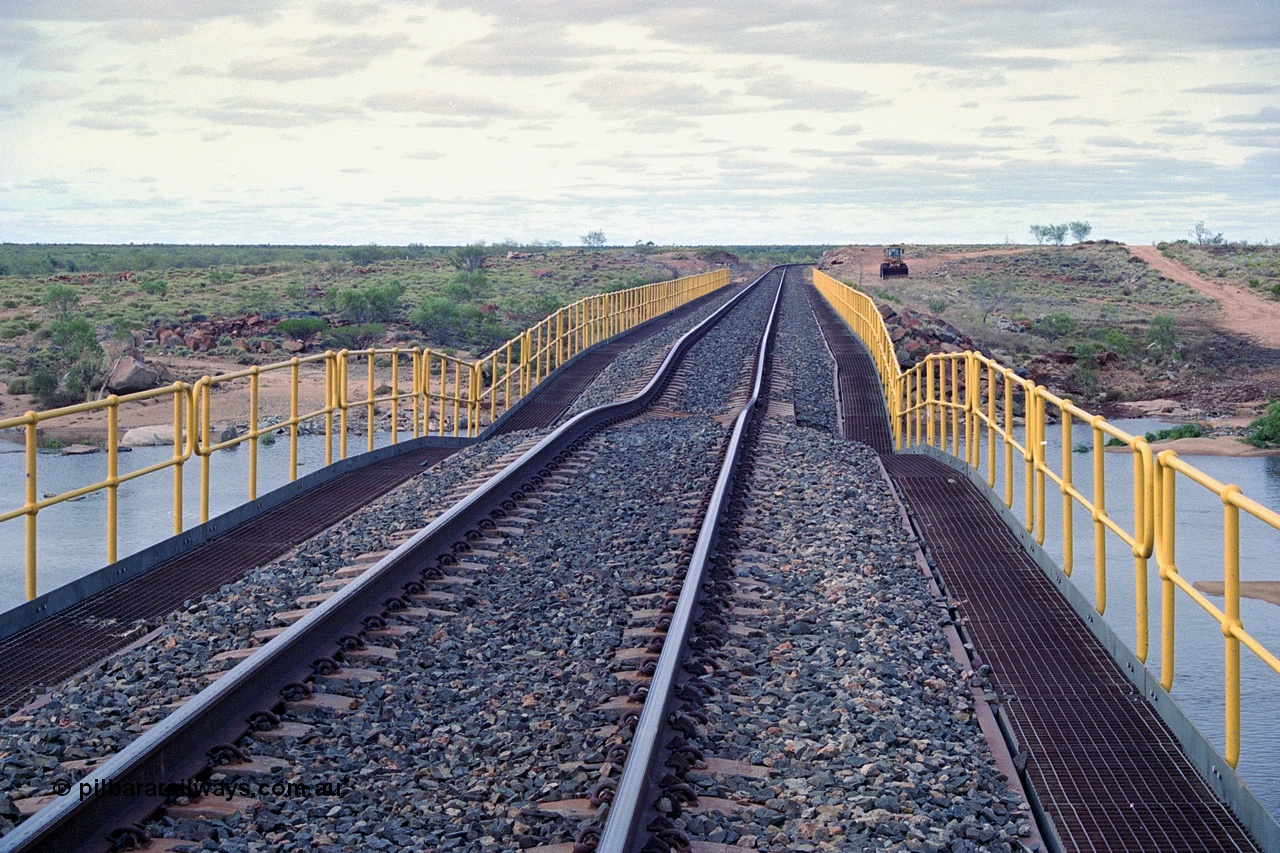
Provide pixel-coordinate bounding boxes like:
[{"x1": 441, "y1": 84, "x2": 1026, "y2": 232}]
[
  {"x1": 1134, "y1": 440, "x2": 1152, "y2": 663},
  {"x1": 172, "y1": 385, "x2": 185, "y2": 535},
  {"x1": 1158, "y1": 455, "x2": 1177, "y2": 692},
  {"x1": 249, "y1": 367, "x2": 259, "y2": 500},
  {"x1": 1092, "y1": 416, "x2": 1108, "y2": 613},
  {"x1": 1223, "y1": 485, "x2": 1243, "y2": 768},
  {"x1": 106, "y1": 398, "x2": 119, "y2": 565},
  {"x1": 324, "y1": 352, "x2": 335, "y2": 467},
  {"x1": 1033, "y1": 391, "x2": 1046, "y2": 546},
  {"x1": 338, "y1": 351, "x2": 350, "y2": 460},
  {"x1": 290, "y1": 358, "x2": 301, "y2": 478},
  {"x1": 367, "y1": 353, "x2": 376, "y2": 454},
  {"x1": 391, "y1": 349, "x2": 401, "y2": 445},
  {"x1": 1059, "y1": 406, "x2": 1074, "y2": 577},
  {"x1": 24, "y1": 415, "x2": 37, "y2": 600},
  {"x1": 925, "y1": 359, "x2": 936, "y2": 448},
  {"x1": 200, "y1": 381, "x2": 212, "y2": 523}
]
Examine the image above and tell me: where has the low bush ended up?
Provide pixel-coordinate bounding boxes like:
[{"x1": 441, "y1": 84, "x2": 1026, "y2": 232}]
[
  {"x1": 276, "y1": 316, "x2": 328, "y2": 339},
  {"x1": 1246, "y1": 402, "x2": 1280, "y2": 447}
]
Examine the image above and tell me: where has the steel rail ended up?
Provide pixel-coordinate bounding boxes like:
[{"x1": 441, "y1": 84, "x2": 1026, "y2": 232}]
[
  {"x1": 0, "y1": 268, "x2": 783, "y2": 853},
  {"x1": 597, "y1": 269, "x2": 786, "y2": 851}
]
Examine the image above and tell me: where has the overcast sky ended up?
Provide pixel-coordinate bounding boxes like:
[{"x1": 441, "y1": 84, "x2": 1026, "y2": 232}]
[{"x1": 1, "y1": 1, "x2": 1277, "y2": 246}]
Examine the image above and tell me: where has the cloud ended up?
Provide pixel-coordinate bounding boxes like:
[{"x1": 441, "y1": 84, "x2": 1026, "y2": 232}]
[
  {"x1": 1184, "y1": 82, "x2": 1280, "y2": 95},
  {"x1": 1152, "y1": 120, "x2": 1205, "y2": 136},
  {"x1": 229, "y1": 33, "x2": 412, "y2": 81},
  {"x1": 744, "y1": 75, "x2": 884, "y2": 112},
  {"x1": 432, "y1": 26, "x2": 609, "y2": 76},
  {"x1": 1218, "y1": 106, "x2": 1280, "y2": 124},
  {"x1": 199, "y1": 97, "x2": 363, "y2": 128},
  {"x1": 980, "y1": 124, "x2": 1025, "y2": 138},
  {"x1": 0, "y1": 81, "x2": 82, "y2": 110},
  {"x1": 312, "y1": 1, "x2": 382, "y2": 25},
  {"x1": 1051, "y1": 116, "x2": 1112, "y2": 126},
  {"x1": 1085, "y1": 135, "x2": 1163, "y2": 150},
  {"x1": 573, "y1": 73, "x2": 735, "y2": 118},
  {"x1": 70, "y1": 116, "x2": 143, "y2": 131},
  {"x1": 405, "y1": 149, "x2": 444, "y2": 160},
  {"x1": 857, "y1": 138, "x2": 1009, "y2": 159},
  {"x1": 365, "y1": 88, "x2": 523, "y2": 120},
  {"x1": 832, "y1": 124, "x2": 862, "y2": 136},
  {"x1": 1009, "y1": 94, "x2": 1075, "y2": 102}
]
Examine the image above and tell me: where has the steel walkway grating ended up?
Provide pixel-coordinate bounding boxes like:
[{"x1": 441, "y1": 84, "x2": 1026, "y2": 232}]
[{"x1": 811, "y1": 282, "x2": 1262, "y2": 852}]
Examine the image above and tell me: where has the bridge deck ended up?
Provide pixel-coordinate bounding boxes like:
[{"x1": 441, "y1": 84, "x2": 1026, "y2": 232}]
[
  {"x1": 807, "y1": 283, "x2": 1262, "y2": 852},
  {"x1": 0, "y1": 285, "x2": 731, "y2": 714}
]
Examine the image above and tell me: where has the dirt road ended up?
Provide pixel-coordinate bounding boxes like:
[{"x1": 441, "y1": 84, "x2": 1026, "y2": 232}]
[{"x1": 1129, "y1": 245, "x2": 1280, "y2": 348}]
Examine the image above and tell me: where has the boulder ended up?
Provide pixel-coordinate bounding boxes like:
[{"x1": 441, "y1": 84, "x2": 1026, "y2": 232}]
[
  {"x1": 121, "y1": 424, "x2": 176, "y2": 447},
  {"x1": 186, "y1": 331, "x2": 214, "y2": 352},
  {"x1": 107, "y1": 357, "x2": 162, "y2": 394},
  {"x1": 282, "y1": 340, "x2": 305, "y2": 353},
  {"x1": 60, "y1": 444, "x2": 100, "y2": 456},
  {"x1": 259, "y1": 340, "x2": 276, "y2": 354},
  {"x1": 157, "y1": 329, "x2": 185, "y2": 348}
]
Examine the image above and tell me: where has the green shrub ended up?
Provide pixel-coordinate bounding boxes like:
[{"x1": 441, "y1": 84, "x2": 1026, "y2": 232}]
[
  {"x1": 1144, "y1": 424, "x2": 1204, "y2": 442},
  {"x1": 324, "y1": 323, "x2": 385, "y2": 350},
  {"x1": 139, "y1": 280, "x2": 167, "y2": 296},
  {"x1": 926, "y1": 297, "x2": 948, "y2": 315},
  {"x1": 1145, "y1": 315, "x2": 1179, "y2": 361},
  {"x1": 276, "y1": 316, "x2": 328, "y2": 339},
  {"x1": 0, "y1": 322, "x2": 25, "y2": 339},
  {"x1": 1033, "y1": 313, "x2": 1076, "y2": 341},
  {"x1": 1102, "y1": 329, "x2": 1132, "y2": 356},
  {"x1": 7, "y1": 376, "x2": 29, "y2": 395},
  {"x1": 335, "y1": 281, "x2": 405, "y2": 323},
  {"x1": 1246, "y1": 402, "x2": 1280, "y2": 447}
]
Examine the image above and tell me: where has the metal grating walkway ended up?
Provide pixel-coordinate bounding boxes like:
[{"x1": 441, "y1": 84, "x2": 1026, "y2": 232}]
[{"x1": 809, "y1": 280, "x2": 1262, "y2": 852}]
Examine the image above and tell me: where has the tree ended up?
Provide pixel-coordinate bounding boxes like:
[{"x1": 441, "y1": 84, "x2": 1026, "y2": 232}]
[
  {"x1": 47, "y1": 316, "x2": 105, "y2": 403},
  {"x1": 1029, "y1": 224, "x2": 1048, "y2": 245},
  {"x1": 1033, "y1": 313, "x2": 1076, "y2": 341},
  {"x1": 1191, "y1": 221, "x2": 1225, "y2": 246},
  {"x1": 449, "y1": 244, "x2": 488, "y2": 272},
  {"x1": 1145, "y1": 314, "x2": 1179, "y2": 361},
  {"x1": 581, "y1": 230, "x2": 607, "y2": 248},
  {"x1": 1046, "y1": 224, "x2": 1069, "y2": 245},
  {"x1": 971, "y1": 277, "x2": 1015, "y2": 324},
  {"x1": 1069, "y1": 221, "x2": 1092, "y2": 243},
  {"x1": 42, "y1": 284, "x2": 80, "y2": 321}
]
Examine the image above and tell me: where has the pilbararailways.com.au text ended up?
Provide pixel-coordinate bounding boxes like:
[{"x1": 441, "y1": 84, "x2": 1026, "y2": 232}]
[{"x1": 54, "y1": 777, "x2": 347, "y2": 802}]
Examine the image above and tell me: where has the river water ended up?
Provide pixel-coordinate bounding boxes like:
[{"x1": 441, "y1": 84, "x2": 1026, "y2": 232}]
[{"x1": 1, "y1": 420, "x2": 1277, "y2": 819}]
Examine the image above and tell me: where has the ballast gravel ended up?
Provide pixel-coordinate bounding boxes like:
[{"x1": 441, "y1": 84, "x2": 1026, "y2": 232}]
[
  {"x1": 0, "y1": 429, "x2": 546, "y2": 833},
  {"x1": 671, "y1": 423, "x2": 1033, "y2": 852},
  {"x1": 561, "y1": 279, "x2": 752, "y2": 420},
  {"x1": 152, "y1": 413, "x2": 729, "y2": 851},
  {"x1": 776, "y1": 271, "x2": 838, "y2": 433}
]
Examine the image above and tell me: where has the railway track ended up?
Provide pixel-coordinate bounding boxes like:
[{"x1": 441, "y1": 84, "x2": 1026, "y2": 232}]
[{"x1": 0, "y1": 267, "x2": 1034, "y2": 853}]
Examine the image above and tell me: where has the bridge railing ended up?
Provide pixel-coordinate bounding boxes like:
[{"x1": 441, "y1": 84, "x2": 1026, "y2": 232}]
[
  {"x1": 813, "y1": 267, "x2": 1280, "y2": 769},
  {"x1": 1, "y1": 268, "x2": 731, "y2": 605}
]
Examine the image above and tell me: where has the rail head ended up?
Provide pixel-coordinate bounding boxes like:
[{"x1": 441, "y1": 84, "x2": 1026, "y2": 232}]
[{"x1": 597, "y1": 268, "x2": 787, "y2": 852}]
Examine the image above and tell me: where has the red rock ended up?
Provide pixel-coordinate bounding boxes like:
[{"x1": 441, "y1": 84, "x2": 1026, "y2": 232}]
[
  {"x1": 282, "y1": 340, "x2": 305, "y2": 353},
  {"x1": 259, "y1": 340, "x2": 276, "y2": 354},
  {"x1": 233, "y1": 339, "x2": 249, "y2": 351},
  {"x1": 106, "y1": 356, "x2": 161, "y2": 394}
]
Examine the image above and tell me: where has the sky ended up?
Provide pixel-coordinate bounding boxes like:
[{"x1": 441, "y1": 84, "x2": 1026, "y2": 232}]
[{"x1": 1, "y1": 1, "x2": 1277, "y2": 247}]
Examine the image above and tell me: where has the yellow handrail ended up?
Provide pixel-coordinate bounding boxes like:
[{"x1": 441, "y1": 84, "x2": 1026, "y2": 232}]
[
  {"x1": 813, "y1": 267, "x2": 1280, "y2": 769},
  {"x1": 1, "y1": 268, "x2": 732, "y2": 604}
]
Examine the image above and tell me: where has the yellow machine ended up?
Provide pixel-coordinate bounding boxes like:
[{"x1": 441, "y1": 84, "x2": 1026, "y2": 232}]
[{"x1": 880, "y1": 246, "x2": 908, "y2": 278}]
